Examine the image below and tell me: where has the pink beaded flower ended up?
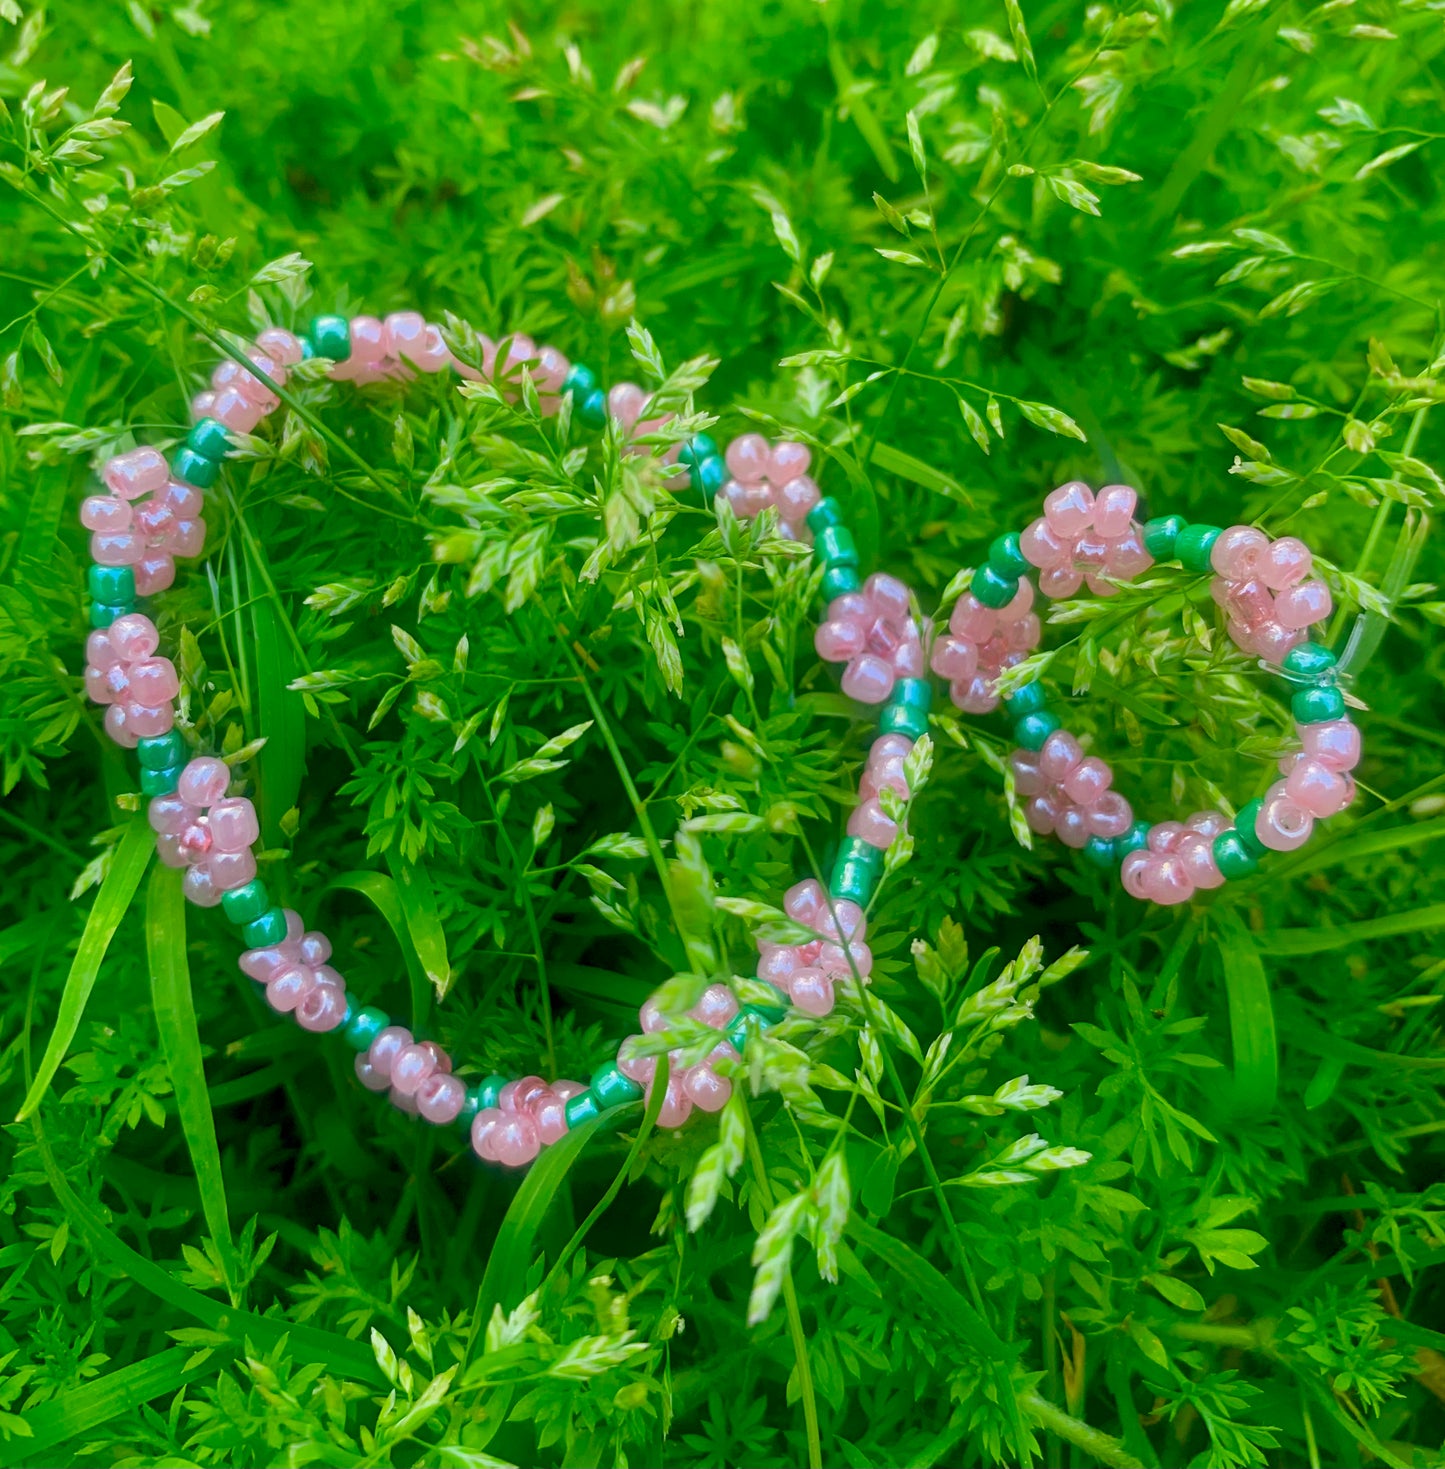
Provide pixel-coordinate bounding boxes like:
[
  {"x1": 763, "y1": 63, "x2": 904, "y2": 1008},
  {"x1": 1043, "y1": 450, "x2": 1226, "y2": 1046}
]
[
  {"x1": 1208, "y1": 525, "x2": 1332, "y2": 664},
  {"x1": 753, "y1": 879, "x2": 872, "y2": 1019},
  {"x1": 718, "y1": 433, "x2": 821, "y2": 539},
  {"x1": 470, "y1": 1075, "x2": 589, "y2": 1165},
  {"x1": 1011, "y1": 731, "x2": 1137, "y2": 853},
  {"x1": 83, "y1": 449, "x2": 207, "y2": 598},
  {"x1": 607, "y1": 379, "x2": 679, "y2": 460},
  {"x1": 1251, "y1": 720, "x2": 1359, "y2": 854},
  {"x1": 1020, "y1": 482, "x2": 1153, "y2": 599},
  {"x1": 238, "y1": 909, "x2": 350, "y2": 1033},
  {"x1": 816, "y1": 573, "x2": 925, "y2": 705},
  {"x1": 932, "y1": 580, "x2": 1041, "y2": 715},
  {"x1": 1118, "y1": 813, "x2": 1231, "y2": 906},
  {"x1": 84, "y1": 613, "x2": 179, "y2": 748},
  {"x1": 846, "y1": 733, "x2": 913, "y2": 854},
  {"x1": 616, "y1": 983, "x2": 741, "y2": 1129},
  {"x1": 147, "y1": 756, "x2": 259, "y2": 908}
]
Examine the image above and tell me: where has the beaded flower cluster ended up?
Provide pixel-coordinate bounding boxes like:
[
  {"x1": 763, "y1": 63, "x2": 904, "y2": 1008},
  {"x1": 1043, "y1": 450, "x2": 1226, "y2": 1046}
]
[{"x1": 74, "y1": 310, "x2": 1360, "y2": 1173}]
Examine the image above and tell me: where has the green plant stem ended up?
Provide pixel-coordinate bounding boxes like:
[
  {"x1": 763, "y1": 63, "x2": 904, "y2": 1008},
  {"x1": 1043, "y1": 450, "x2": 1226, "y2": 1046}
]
[{"x1": 1020, "y1": 1391, "x2": 1147, "y2": 1469}]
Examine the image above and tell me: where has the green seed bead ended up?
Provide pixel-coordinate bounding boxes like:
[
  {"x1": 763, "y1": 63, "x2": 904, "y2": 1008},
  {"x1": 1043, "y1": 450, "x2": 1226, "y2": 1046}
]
[
  {"x1": 186, "y1": 416, "x2": 231, "y2": 464},
  {"x1": 139, "y1": 763, "x2": 183, "y2": 797},
  {"x1": 1142, "y1": 515, "x2": 1187, "y2": 560},
  {"x1": 477, "y1": 1074, "x2": 508, "y2": 1109},
  {"x1": 971, "y1": 563, "x2": 1019, "y2": 610},
  {"x1": 88, "y1": 563, "x2": 135, "y2": 604},
  {"x1": 821, "y1": 565, "x2": 861, "y2": 600},
  {"x1": 171, "y1": 447, "x2": 219, "y2": 489},
  {"x1": 678, "y1": 433, "x2": 718, "y2": 468},
  {"x1": 310, "y1": 314, "x2": 351, "y2": 362},
  {"x1": 1175, "y1": 524, "x2": 1223, "y2": 573},
  {"x1": 815, "y1": 525, "x2": 858, "y2": 568},
  {"x1": 1281, "y1": 642, "x2": 1337, "y2": 683},
  {"x1": 456, "y1": 1088, "x2": 483, "y2": 1129},
  {"x1": 837, "y1": 836, "x2": 883, "y2": 873},
  {"x1": 806, "y1": 497, "x2": 843, "y2": 534},
  {"x1": 564, "y1": 1090, "x2": 601, "y2": 1128},
  {"x1": 988, "y1": 532, "x2": 1031, "y2": 580},
  {"x1": 753, "y1": 987, "x2": 790, "y2": 1023},
  {"x1": 241, "y1": 906, "x2": 289, "y2": 949},
  {"x1": 297, "y1": 336, "x2": 315, "y2": 360},
  {"x1": 1004, "y1": 681, "x2": 1047, "y2": 717},
  {"x1": 1084, "y1": 835, "x2": 1117, "y2": 869},
  {"x1": 879, "y1": 703, "x2": 929, "y2": 740},
  {"x1": 1293, "y1": 684, "x2": 1346, "y2": 724},
  {"x1": 343, "y1": 1005, "x2": 390, "y2": 1053},
  {"x1": 892, "y1": 677, "x2": 931, "y2": 713},
  {"x1": 90, "y1": 601, "x2": 131, "y2": 629},
  {"x1": 1234, "y1": 799, "x2": 1268, "y2": 858},
  {"x1": 695, "y1": 455, "x2": 727, "y2": 498},
  {"x1": 1117, "y1": 821, "x2": 1150, "y2": 858},
  {"x1": 1213, "y1": 831, "x2": 1260, "y2": 879},
  {"x1": 830, "y1": 859, "x2": 875, "y2": 906},
  {"x1": 580, "y1": 389, "x2": 607, "y2": 427},
  {"x1": 1014, "y1": 711, "x2": 1061, "y2": 752},
  {"x1": 137, "y1": 730, "x2": 185, "y2": 770},
  {"x1": 591, "y1": 1063, "x2": 643, "y2": 1110},
  {"x1": 563, "y1": 363, "x2": 597, "y2": 402},
  {"x1": 221, "y1": 878, "x2": 271, "y2": 925}
]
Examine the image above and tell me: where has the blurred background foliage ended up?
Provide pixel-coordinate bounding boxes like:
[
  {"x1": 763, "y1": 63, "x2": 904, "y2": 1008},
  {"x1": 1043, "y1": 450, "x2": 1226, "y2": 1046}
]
[{"x1": 0, "y1": 0, "x2": 1443, "y2": 1464}]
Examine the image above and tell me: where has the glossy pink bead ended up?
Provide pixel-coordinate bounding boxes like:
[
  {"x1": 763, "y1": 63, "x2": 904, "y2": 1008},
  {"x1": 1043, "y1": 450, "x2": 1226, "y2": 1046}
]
[
  {"x1": 1039, "y1": 731, "x2": 1083, "y2": 782},
  {"x1": 683, "y1": 1062, "x2": 731, "y2": 1112},
  {"x1": 1009, "y1": 749, "x2": 1047, "y2": 797},
  {"x1": 841, "y1": 654, "x2": 894, "y2": 704},
  {"x1": 690, "y1": 983, "x2": 739, "y2": 1029},
  {"x1": 1120, "y1": 850, "x2": 1151, "y2": 900},
  {"x1": 1020, "y1": 517, "x2": 1069, "y2": 571},
  {"x1": 1274, "y1": 580, "x2": 1332, "y2": 630},
  {"x1": 1055, "y1": 804, "x2": 1090, "y2": 849},
  {"x1": 1176, "y1": 832, "x2": 1225, "y2": 890},
  {"x1": 417, "y1": 1072, "x2": 467, "y2": 1124},
  {"x1": 951, "y1": 595, "x2": 998, "y2": 642},
  {"x1": 1025, "y1": 794, "x2": 1057, "y2": 834},
  {"x1": 816, "y1": 619, "x2": 864, "y2": 662},
  {"x1": 134, "y1": 553, "x2": 176, "y2": 597},
  {"x1": 848, "y1": 797, "x2": 897, "y2": 851},
  {"x1": 1093, "y1": 484, "x2": 1138, "y2": 538},
  {"x1": 1185, "y1": 810, "x2": 1229, "y2": 838},
  {"x1": 725, "y1": 433, "x2": 770, "y2": 484},
  {"x1": 1262, "y1": 536, "x2": 1312, "y2": 590},
  {"x1": 1285, "y1": 757, "x2": 1351, "y2": 817},
  {"x1": 493, "y1": 1115, "x2": 542, "y2": 1166},
  {"x1": 534, "y1": 1089, "x2": 570, "y2": 1144},
  {"x1": 1148, "y1": 821, "x2": 1185, "y2": 854},
  {"x1": 1256, "y1": 787, "x2": 1314, "y2": 850},
  {"x1": 1141, "y1": 855, "x2": 1194, "y2": 906},
  {"x1": 1063, "y1": 756, "x2": 1112, "y2": 805},
  {"x1": 356, "y1": 1054, "x2": 390, "y2": 1092},
  {"x1": 1211, "y1": 525, "x2": 1270, "y2": 580},
  {"x1": 790, "y1": 968, "x2": 835, "y2": 1016},
  {"x1": 177, "y1": 757, "x2": 229, "y2": 807},
  {"x1": 1039, "y1": 564, "x2": 1084, "y2": 599},
  {"x1": 256, "y1": 327, "x2": 304, "y2": 367},
  {"x1": 211, "y1": 386, "x2": 264, "y2": 433},
  {"x1": 103, "y1": 448, "x2": 169, "y2": 501},
  {"x1": 297, "y1": 979, "x2": 349, "y2": 1033},
  {"x1": 1044, "y1": 482, "x2": 1095, "y2": 537},
  {"x1": 81, "y1": 495, "x2": 131, "y2": 533},
  {"x1": 784, "y1": 878, "x2": 826, "y2": 926},
  {"x1": 1300, "y1": 719, "x2": 1360, "y2": 772},
  {"x1": 366, "y1": 1026, "x2": 413, "y2": 1082},
  {"x1": 390, "y1": 1043, "x2": 440, "y2": 1096}
]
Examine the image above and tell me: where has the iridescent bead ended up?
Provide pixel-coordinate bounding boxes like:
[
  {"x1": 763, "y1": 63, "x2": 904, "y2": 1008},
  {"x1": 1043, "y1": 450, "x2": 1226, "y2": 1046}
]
[
  {"x1": 1039, "y1": 731, "x2": 1083, "y2": 782},
  {"x1": 1020, "y1": 517, "x2": 1070, "y2": 570},
  {"x1": 690, "y1": 983, "x2": 739, "y2": 1030},
  {"x1": 256, "y1": 327, "x2": 304, "y2": 367},
  {"x1": 177, "y1": 757, "x2": 229, "y2": 807},
  {"x1": 1038, "y1": 565, "x2": 1084, "y2": 599},
  {"x1": 930, "y1": 635, "x2": 977, "y2": 680},
  {"x1": 1140, "y1": 855, "x2": 1194, "y2": 906},
  {"x1": 1176, "y1": 831, "x2": 1225, "y2": 889},
  {"x1": 103, "y1": 448, "x2": 169, "y2": 502},
  {"x1": 1055, "y1": 804, "x2": 1091, "y2": 849},
  {"x1": 1185, "y1": 810, "x2": 1229, "y2": 838},
  {"x1": 616, "y1": 1036, "x2": 656, "y2": 1085},
  {"x1": 348, "y1": 316, "x2": 387, "y2": 366},
  {"x1": 297, "y1": 980, "x2": 349, "y2": 1033},
  {"x1": 390, "y1": 1042, "x2": 441, "y2": 1096},
  {"x1": 1062, "y1": 756, "x2": 1111, "y2": 805},
  {"x1": 725, "y1": 433, "x2": 770, "y2": 484},
  {"x1": 951, "y1": 673, "x2": 999, "y2": 715},
  {"x1": 1093, "y1": 485, "x2": 1138, "y2": 538},
  {"x1": 1210, "y1": 525, "x2": 1270, "y2": 580},
  {"x1": 366, "y1": 1026, "x2": 413, "y2": 1082},
  {"x1": 1300, "y1": 719, "x2": 1360, "y2": 772},
  {"x1": 1025, "y1": 794, "x2": 1058, "y2": 834},
  {"x1": 951, "y1": 595, "x2": 998, "y2": 643},
  {"x1": 533, "y1": 1088, "x2": 570, "y2": 1144},
  {"x1": 682, "y1": 1061, "x2": 731, "y2": 1112},
  {"x1": 1147, "y1": 821, "x2": 1184, "y2": 854},
  {"x1": 816, "y1": 619, "x2": 864, "y2": 662},
  {"x1": 471, "y1": 1107, "x2": 505, "y2": 1159},
  {"x1": 841, "y1": 654, "x2": 894, "y2": 704},
  {"x1": 211, "y1": 386, "x2": 264, "y2": 433},
  {"x1": 181, "y1": 863, "x2": 222, "y2": 907},
  {"x1": 81, "y1": 495, "x2": 132, "y2": 533},
  {"x1": 1256, "y1": 785, "x2": 1314, "y2": 850},
  {"x1": 1009, "y1": 749, "x2": 1047, "y2": 797},
  {"x1": 1274, "y1": 579, "x2": 1332, "y2": 630},
  {"x1": 770, "y1": 441, "x2": 811, "y2": 484},
  {"x1": 1285, "y1": 757, "x2": 1351, "y2": 817},
  {"x1": 356, "y1": 1053, "x2": 391, "y2": 1092},
  {"x1": 1120, "y1": 850, "x2": 1152, "y2": 900},
  {"x1": 653, "y1": 1074, "x2": 694, "y2": 1129},
  {"x1": 417, "y1": 1071, "x2": 467, "y2": 1124},
  {"x1": 1261, "y1": 536, "x2": 1312, "y2": 590},
  {"x1": 789, "y1": 968, "x2": 835, "y2": 1016},
  {"x1": 847, "y1": 797, "x2": 897, "y2": 850},
  {"x1": 784, "y1": 878, "x2": 826, "y2": 926}
]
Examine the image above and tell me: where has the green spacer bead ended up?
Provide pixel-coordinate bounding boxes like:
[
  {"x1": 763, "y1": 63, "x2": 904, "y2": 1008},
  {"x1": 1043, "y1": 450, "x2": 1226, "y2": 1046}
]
[
  {"x1": 1213, "y1": 831, "x2": 1260, "y2": 880},
  {"x1": 186, "y1": 416, "x2": 231, "y2": 464},
  {"x1": 678, "y1": 433, "x2": 718, "y2": 469},
  {"x1": 90, "y1": 601, "x2": 131, "y2": 629},
  {"x1": 1117, "y1": 821, "x2": 1150, "y2": 858},
  {"x1": 1142, "y1": 515, "x2": 1187, "y2": 560},
  {"x1": 580, "y1": 389, "x2": 607, "y2": 427},
  {"x1": 297, "y1": 336, "x2": 315, "y2": 360},
  {"x1": 476, "y1": 1074, "x2": 508, "y2": 1109},
  {"x1": 988, "y1": 532, "x2": 1031, "y2": 580},
  {"x1": 1234, "y1": 799, "x2": 1269, "y2": 858},
  {"x1": 564, "y1": 1090, "x2": 601, "y2": 1128},
  {"x1": 806, "y1": 497, "x2": 844, "y2": 534},
  {"x1": 171, "y1": 447, "x2": 219, "y2": 489},
  {"x1": 1004, "y1": 681, "x2": 1047, "y2": 717},
  {"x1": 837, "y1": 835, "x2": 884, "y2": 873},
  {"x1": 815, "y1": 524, "x2": 858, "y2": 568},
  {"x1": 1014, "y1": 711, "x2": 1061, "y2": 752},
  {"x1": 971, "y1": 563, "x2": 1019, "y2": 610},
  {"x1": 562, "y1": 363, "x2": 597, "y2": 402},
  {"x1": 221, "y1": 878, "x2": 271, "y2": 926},
  {"x1": 1175, "y1": 524, "x2": 1223, "y2": 573},
  {"x1": 343, "y1": 1005, "x2": 390, "y2": 1053},
  {"x1": 88, "y1": 563, "x2": 135, "y2": 604},
  {"x1": 139, "y1": 763, "x2": 183, "y2": 797},
  {"x1": 241, "y1": 906, "x2": 289, "y2": 949},
  {"x1": 1083, "y1": 835, "x2": 1117, "y2": 869},
  {"x1": 456, "y1": 1087, "x2": 483, "y2": 1129},
  {"x1": 892, "y1": 677, "x2": 932, "y2": 713},
  {"x1": 1281, "y1": 642, "x2": 1337, "y2": 684},
  {"x1": 695, "y1": 455, "x2": 727, "y2": 498},
  {"x1": 821, "y1": 565, "x2": 861, "y2": 600},
  {"x1": 137, "y1": 730, "x2": 185, "y2": 770},
  {"x1": 753, "y1": 986, "x2": 790, "y2": 1023},
  {"x1": 591, "y1": 1063, "x2": 643, "y2": 1110},
  {"x1": 310, "y1": 314, "x2": 351, "y2": 362},
  {"x1": 830, "y1": 859, "x2": 875, "y2": 906},
  {"x1": 1293, "y1": 684, "x2": 1346, "y2": 724},
  {"x1": 879, "y1": 703, "x2": 929, "y2": 740}
]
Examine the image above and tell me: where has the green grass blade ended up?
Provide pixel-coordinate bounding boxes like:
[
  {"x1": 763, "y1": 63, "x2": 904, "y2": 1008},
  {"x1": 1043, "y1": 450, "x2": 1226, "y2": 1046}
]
[
  {"x1": 323, "y1": 869, "x2": 431, "y2": 1028},
  {"x1": 869, "y1": 441, "x2": 972, "y2": 506},
  {"x1": 245, "y1": 539, "x2": 308, "y2": 848},
  {"x1": 16, "y1": 813, "x2": 154, "y2": 1121},
  {"x1": 1254, "y1": 903, "x2": 1445, "y2": 955},
  {"x1": 1215, "y1": 910, "x2": 1278, "y2": 1112},
  {"x1": 145, "y1": 863, "x2": 235, "y2": 1291},
  {"x1": 385, "y1": 849, "x2": 451, "y2": 1001}
]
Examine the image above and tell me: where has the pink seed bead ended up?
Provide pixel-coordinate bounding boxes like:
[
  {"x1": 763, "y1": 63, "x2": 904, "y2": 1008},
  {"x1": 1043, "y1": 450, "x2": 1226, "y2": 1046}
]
[
  {"x1": 1039, "y1": 731, "x2": 1083, "y2": 782},
  {"x1": 235, "y1": 355, "x2": 281, "y2": 410},
  {"x1": 534, "y1": 1089, "x2": 569, "y2": 1144},
  {"x1": 170, "y1": 518, "x2": 206, "y2": 557},
  {"x1": 1176, "y1": 831, "x2": 1225, "y2": 890},
  {"x1": 1285, "y1": 757, "x2": 1351, "y2": 817},
  {"x1": 237, "y1": 945, "x2": 289, "y2": 985},
  {"x1": 1002, "y1": 613, "x2": 1042, "y2": 654},
  {"x1": 92, "y1": 530, "x2": 145, "y2": 567},
  {"x1": 1300, "y1": 719, "x2": 1360, "y2": 772},
  {"x1": 493, "y1": 1115, "x2": 542, "y2": 1167},
  {"x1": 127, "y1": 703, "x2": 175, "y2": 740},
  {"x1": 471, "y1": 1107, "x2": 504, "y2": 1159},
  {"x1": 128, "y1": 657, "x2": 179, "y2": 705},
  {"x1": 102, "y1": 703, "x2": 138, "y2": 748},
  {"x1": 348, "y1": 316, "x2": 386, "y2": 365},
  {"x1": 639, "y1": 996, "x2": 668, "y2": 1034},
  {"x1": 417, "y1": 1071, "x2": 467, "y2": 1124},
  {"x1": 181, "y1": 862, "x2": 222, "y2": 907},
  {"x1": 818, "y1": 898, "x2": 866, "y2": 942},
  {"x1": 790, "y1": 969, "x2": 835, "y2": 1016},
  {"x1": 412, "y1": 324, "x2": 451, "y2": 373},
  {"x1": 191, "y1": 391, "x2": 216, "y2": 420},
  {"x1": 1020, "y1": 517, "x2": 1070, "y2": 571},
  {"x1": 297, "y1": 980, "x2": 349, "y2": 1033},
  {"x1": 554, "y1": 1079, "x2": 587, "y2": 1102},
  {"x1": 501, "y1": 1075, "x2": 550, "y2": 1115},
  {"x1": 757, "y1": 944, "x2": 801, "y2": 985},
  {"x1": 768, "y1": 441, "x2": 811, "y2": 484},
  {"x1": 683, "y1": 1062, "x2": 731, "y2": 1112},
  {"x1": 725, "y1": 433, "x2": 770, "y2": 484},
  {"x1": 1009, "y1": 749, "x2": 1047, "y2": 797},
  {"x1": 366, "y1": 1026, "x2": 413, "y2": 1081},
  {"x1": 1073, "y1": 535, "x2": 1108, "y2": 570},
  {"x1": 255, "y1": 327, "x2": 304, "y2": 367},
  {"x1": 298, "y1": 931, "x2": 332, "y2": 968},
  {"x1": 1063, "y1": 756, "x2": 1112, "y2": 806},
  {"x1": 778, "y1": 474, "x2": 821, "y2": 521},
  {"x1": 1092, "y1": 484, "x2": 1138, "y2": 539},
  {"x1": 134, "y1": 553, "x2": 176, "y2": 597},
  {"x1": 951, "y1": 595, "x2": 998, "y2": 643},
  {"x1": 1148, "y1": 821, "x2": 1184, "y2": 854},
  {"x1": 1039, "y1": 564, "x2": 1084, "y2": 599},
  {"x1": 1025, "y1": 794, "x2": 1058, "y2": 834},
  {"x1": 1055, "y1": 804, "x2": 1091, "y2": 849},
  {"x1": 266, "y1": 966, "x2": 309, "y2": 1012},
  {"x1": 847, "y1": 797, "x2": 897, "y2": 850},
  {"x1": 1256, "y1": 787, "x2": 1314, "y2": 851},
  {"x1": 842, "y1": 655, "x2": 895, "y2": 704},
  {"x1": 784, "y1": 878, "x2": 826, "y2": 925},
  {"x1": 1141, "y1": 855, "x2": 1194, "y2": 906},
  {"x1": 930, "y1": 636, "x2": 978, "y2": 680},
  {"x1": 81, "y1": 495, "x2": 131, "y2": 533},
  {"x1": 1274, "y1": 580, "x2": 1332, "y2": 630},
  {"x1": 951, "y1": 674, "x2": 999, "y2": 715},
  {"x1": 617, "y1": 1036, "x2": 655, "y2": 1084},
  {"x1": 891, "y1": 636, "x2": 925, "y2": 678},
  {"x1": 356, "y1": 1053, "x2": 391, "y2": 1092},
  {"x1": 208, "y1": 847, "x2": 257, "y2": 892},
  {"x1": 690, "y1": 984, "x2": 739, "y2": 1029},
  {"x1": 818, "y1": 939, "x2": 871, "y2": 980},
  {"x1": 1185, "y1": 810, "x2": 1229, "y2": 838},
  {"x1": 865, "y1": 573, "x2": 911, "y2": 624},
  {"x1": 1262, "y1": 536, "x2": 1312, "y2": 590},
  {"x1": 103, "y1": 448, "x2": 169, "y2": 501},
  {"x1": 383, "y1": 312, "x2": 427, "y2": 362},
  {"x1": 177, "y1": 756, "x2": 229, "y2": 808},
  {"x1": 653, "y1": 1075, "x2": 694, "y2": 1130},
  {"x1": 211, "y1": 386, "x2": 264, "y2": 433},
  {"x1": 1105, "y1": 526, "x2": 1152, "y2": 579},
  {"x1": 816, "y1": 620, "x2": 864, "y2": 662},
  {"x1": 390, "y1": 1043, "x2": 439, "y2": 1096},
  {"x1": 1121, "y1": 850, "x2": 1152, "y2": 900},
  {"x1": 1044, "y1": 481, "x2": 1095, "y2": 537},
  {"x1": 1211, "y1": 525, "x2": 1270, "y2": 581},
  {"x1": 1225, "y1": 579, "x2": 1275, "y2": 629}
]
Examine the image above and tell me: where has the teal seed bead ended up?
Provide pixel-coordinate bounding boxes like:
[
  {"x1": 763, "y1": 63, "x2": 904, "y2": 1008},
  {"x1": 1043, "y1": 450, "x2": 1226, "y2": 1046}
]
[
  {"x1": 880, "y1": 703, "x2": 929, "y2": 740},
  {"x1": 815, "y1": 525, "x2": 858, "y2": 568},
  {"x1": 837, "y1": 836, "x2": 883, "y2": 873},
  {"x1": 565, "y1": 1090, "x2": 601, "y2": 1128},
  {"x1": 455, "y1": 1088, "x2": 482, "y2": 1129},
  {"x1": 678, "y1": 433, "x2": 718, "y2": 469},
  {"x1": 1213, "y1": 831, "x2": 1260, "y2": 879},
  {"x1": 821, "y1": 565, "x2": 861, "y2": 600},
  {"x1": 186, "y1": 416, "x2": 231, "y2": 463},
  {"x1": 343, "y1": 1005, "x2": 390, "y2": 1053},
  {"x1": 1117, "y1": 821, "x2": 1150, "y2": 858},
  {"x1": 1293, "y1": 684, "x2": 1346, "y2": 724},
  {"x1": 88, "y1": 564, "x2": 135, "y2": 604},
  {"x1": 310, "y1": 314, "x2": 351, "y2": 362},
  {"x1": 1014, "y1": 711, "x2": 1061, "y2": 751},
  {"x1": 753, "y1": 986, "x2": 789, "y2": 1023},
  {"x1": 297, "y1": 336, "x2": 315, "y2": 360},
  {"x1": 971, "y1": 563, "x2": 1019, "y2": 610},
  {"x1": 694, "y1": 455, "x2": 727, "y2": 498},
  {"x1": 1142, "y1": 515, "x2": 1187, "y2": 559},
  {"x1": 139, "y1": 763, "x2": 183, "y2": 797},
  {"x1": 90, "y1": 602, "x2": 131, "y2": 629},
  {"x1": 580, "y1": 389, "x2": 607, "y2": 427},
  {"x1": 137, "y1": 730, "x2": 185, "y2": 770},
  {"x1": 806, "y1": 497, "x2": 844, "y2": 534},
  {"x1": 892, "y1": 678, "x2": 932, "y2": 712},
  {"x1": 241, "y1": 907, "x2": 289, "y2": 949},
  {"x1": 563, "y1": 363, "x2": 597, "y2": 402},
  {"x1": 1175, "y1": 524, "x2": 1223, "y2": 573},
  {"x1": 171, "y1": 447, "x2": 219, "y2": 489},
  {"x1": 476, "y1": 1074, "x2": 508, "y2": 1109},
  {"x1": 1234, "y1": 799, "x2": 1268, "y2": 858},
  {"x1": 1004, "y1": 681, "x2": 1047, "y2": 717},
  {"x1": 221, "y1": 878, "x2": 271, "y2": 926},
  {"x1": 830, "y1": 858, "x2": 875, "y2": 906},
  {"x1": 591, "y1": 1062, "x2": 643, "y2": 1110},
  {"x1": 1282, "y1": 642, "x2": 1337, "y2": 683},
  {"x1": 1084, "y1": 835, "x2": 1117, "y2": 869},
  {"x1": 988, "y1": 532, "x2": 1031, "y2": 580}
]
